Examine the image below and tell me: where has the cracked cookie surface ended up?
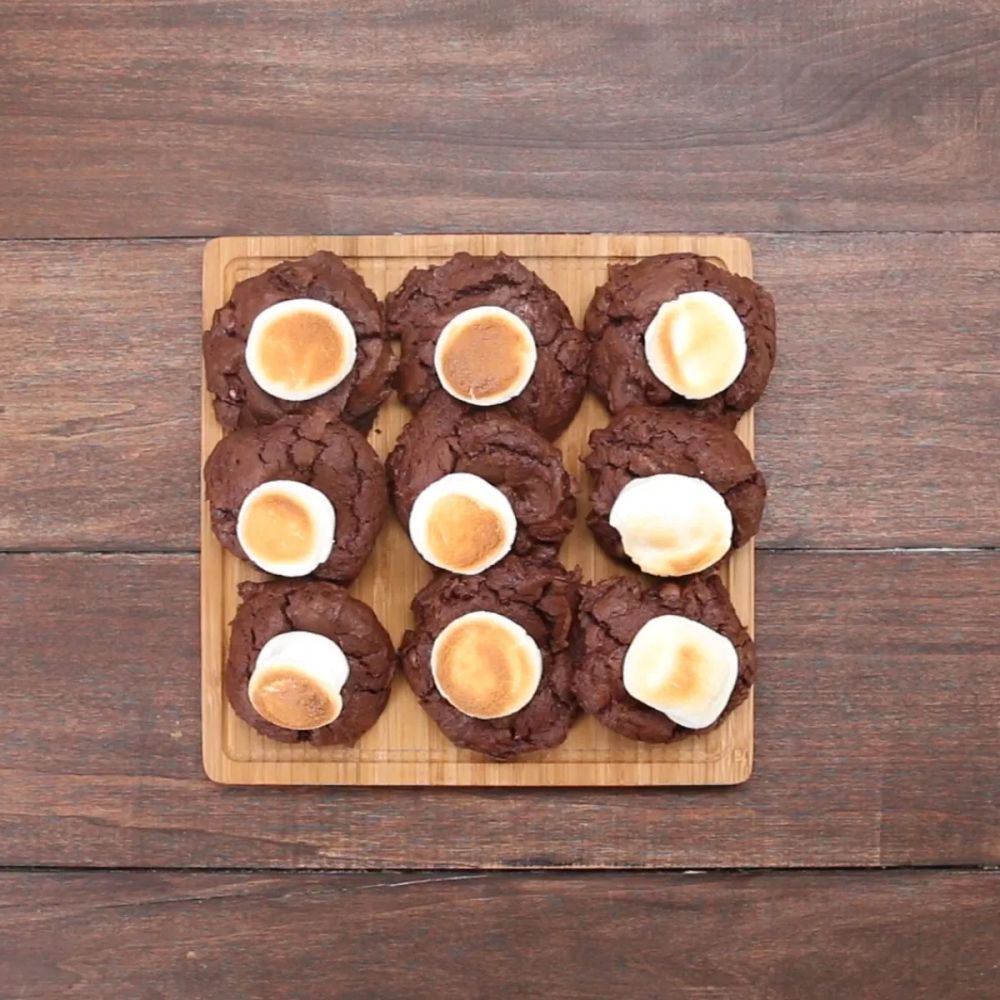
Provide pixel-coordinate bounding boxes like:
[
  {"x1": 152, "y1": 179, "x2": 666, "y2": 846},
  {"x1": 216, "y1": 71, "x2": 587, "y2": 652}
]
[
  {"x1": 585, "y1": 253, "x2": 776, "y2": 425},
  {"x1": 399, "y1": 555, "x2": 580, "y2": 760},
  {"x1": 204, "y1": 408, "x2": 387, "y2": 584},
  {"x1": 225, "y1": 579, "x2": 396, "y2": 745},
  {"x1": 574, "y1": 574, "x2": 755, "y2": 744},
  {"x1": 387, "y1": 252, "x2": 589, "y2": 439},
  {"x1": 584, "y1": 406, "x2": 766, "y2": 573},
  {"x1": 204, "y1": 251, "x2": 395, "y2": 431},
  {"x1": 387, "y1": 392, "x2": 576, "y2": 559}
]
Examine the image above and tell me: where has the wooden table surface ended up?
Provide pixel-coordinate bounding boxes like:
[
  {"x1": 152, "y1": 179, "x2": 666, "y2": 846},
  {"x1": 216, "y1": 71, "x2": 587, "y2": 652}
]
[{"x1": 1, "y1": 2, "x2": 997, "y2": 997}]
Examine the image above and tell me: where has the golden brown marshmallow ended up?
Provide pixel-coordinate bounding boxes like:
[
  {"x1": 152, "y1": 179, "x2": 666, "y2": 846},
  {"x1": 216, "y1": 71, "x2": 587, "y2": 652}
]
[
  {"x1": 408, "y1": 473, "x2": 516, "y2": 574},
  {"x1": 248, "y1": 631, "x2": 350, "y2": 730},
  {"x1": 434, "y1": 306, "x2": 537, "y2": 405},
  {"x1": 236, "y1": 480, "x2": 336, "y2": 577},
  {"x1": 246, "y1": 298, "x2": 357, "y2": 401},
  {"x1": 430, "y1": 611, "x2": 542, "y2": 719}
]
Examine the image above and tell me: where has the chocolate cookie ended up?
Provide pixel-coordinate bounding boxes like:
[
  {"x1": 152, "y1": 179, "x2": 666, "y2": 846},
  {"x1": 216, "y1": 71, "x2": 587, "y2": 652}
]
[
  {"x1": 204, "y1": 251, "x2": 395, "y2": 431},
  {"x1": 574, "y1": 574, "x2": 755, "y2": 744},
  {"x1": 585, "y1": 253, "x2": 775, "y2": 425},
  {"x1": 225, "y1": 579, "x2": 396, "y2": 746},
  {"x1": 204, "y1": 409, "x2": 387, "y2": 584},
  {"x1": 387, "y1": 252, "x2": 589, "y2": 439},
  {"x1": 399, "y1": 555, "x2": 579, "y2": 760},
  {"x1": 584, "y1": 406, "x2": 765, "y2": 575},
  {"x1": 387, "y1": 392, "x2": 576, "y2": 561}
]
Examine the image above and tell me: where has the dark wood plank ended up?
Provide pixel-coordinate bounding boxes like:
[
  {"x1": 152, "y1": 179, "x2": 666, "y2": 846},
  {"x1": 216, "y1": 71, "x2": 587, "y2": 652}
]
[
  {"x1": 1, "y1": 550, "x2": 996, "y2": 868},
  {"x1": 0, "y1": 240, "x2": 202, "y2": 550},
  {"x1": 753, "y1": 231, "x2": 1000, "y2": 548},
  {"x1": 1, "y1": 0, "x2": 997, "y2": 237},
  {"x1": 1, "y1": 234, "x2": 997, "y2": 551},
  {"x1": 1, "y1": 870, "x2": 996, "y2": 999}
]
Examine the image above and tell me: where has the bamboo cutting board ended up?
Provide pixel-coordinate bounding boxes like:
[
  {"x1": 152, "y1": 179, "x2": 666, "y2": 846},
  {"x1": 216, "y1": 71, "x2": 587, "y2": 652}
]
[{"x1": 201, "y1": 234, "x2": 755, "y2": 785}]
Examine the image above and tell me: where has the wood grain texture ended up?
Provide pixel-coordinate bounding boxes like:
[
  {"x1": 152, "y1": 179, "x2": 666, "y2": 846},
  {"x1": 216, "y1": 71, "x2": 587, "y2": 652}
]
[
  {"x1": 1, "y1": 551, "x2": 996, "y2": 868},
  {"x1": 0, "y1": 240, "x2": 202, "y2": 550},
  {"x1": 1, "y1": 233, "x2": 996, "y2": 551},
  {"x1": 1, "y1": 0, "x2": 997, "y2": 238},
  {"x1": 1, "y1": 870, "x2": 997, "y2": 999},
  {"x1": 201, "y1": 234, "x2": 755, "y2": 787}
]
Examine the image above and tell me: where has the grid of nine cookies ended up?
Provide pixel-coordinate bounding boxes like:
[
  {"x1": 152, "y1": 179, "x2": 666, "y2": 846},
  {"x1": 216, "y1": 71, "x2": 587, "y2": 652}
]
[{"x1": 200, "y1": 233, "x2": 757, "y2": 786}]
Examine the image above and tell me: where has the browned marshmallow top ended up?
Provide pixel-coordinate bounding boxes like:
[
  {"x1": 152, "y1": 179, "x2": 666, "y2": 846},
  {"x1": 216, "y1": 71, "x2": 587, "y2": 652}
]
[
  {"x1": 246, "y1": 299, "x2": 357, "y2": 401},
  {"x1": 431, "y1": 611, "x2": 542, "y2": 719},
  {"x1": 434, "y1": 306, "x2": 537, "y2": 406},
  {"x1": 236, "y1": 480, "x2": 336, "y2": 577}
]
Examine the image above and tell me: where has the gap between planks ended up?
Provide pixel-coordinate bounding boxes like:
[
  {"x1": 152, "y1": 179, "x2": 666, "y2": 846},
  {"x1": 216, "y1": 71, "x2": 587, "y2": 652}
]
[{"x1": 0, "y1": 864, "x2": 995, "y2": 875}]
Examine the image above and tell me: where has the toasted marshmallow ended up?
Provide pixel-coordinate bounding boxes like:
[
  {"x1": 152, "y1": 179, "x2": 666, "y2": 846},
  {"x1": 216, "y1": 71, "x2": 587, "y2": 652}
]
[
  {"x1": 408, "y1": 473, "x2": 516, "y2": 575},
  {"x1": 246, "y1": 298, "x2": 357, "y2": 401},
  {"x1": 434, "y1": 306, "x2": 537, "y2": 405},
  {"x1": 644, "y1": 291, "x2": 747, "y2": 399},
  {"x1": 431, "y1": 611, "x2": 542, "y2": 719},
  {"x1": 609, "y1": 474, "x2": 732, "y2": 577},
  {"x1": 623, "y1": 615, "x2": 738, "y2": 729},
  {"x1": 236, "y1": 480, "x2": 335, "y2": 577},
  {"x1": 249, "y1": 630, "x2": 349, "y2": 730}
]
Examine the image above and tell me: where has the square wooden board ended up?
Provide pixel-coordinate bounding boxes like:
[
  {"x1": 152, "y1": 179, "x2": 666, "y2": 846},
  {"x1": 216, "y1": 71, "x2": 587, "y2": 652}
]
[{"x1": 202, "y1": 234, "x2": 755, "y2": 785}]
